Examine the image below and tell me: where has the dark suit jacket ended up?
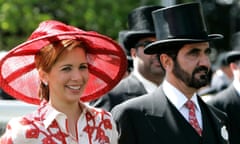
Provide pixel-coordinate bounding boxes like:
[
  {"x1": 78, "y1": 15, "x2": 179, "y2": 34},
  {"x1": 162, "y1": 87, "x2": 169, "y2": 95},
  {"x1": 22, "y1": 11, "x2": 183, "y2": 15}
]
[
  {"x1": 90, "y1": 73, "x2": 147, "y2": 111},
  {"x1": 111, "y1": 86, "x2": 230, "y2": 144},
  {"x1": 208, "y1": 84, "x2": 240, "y2": 144}
]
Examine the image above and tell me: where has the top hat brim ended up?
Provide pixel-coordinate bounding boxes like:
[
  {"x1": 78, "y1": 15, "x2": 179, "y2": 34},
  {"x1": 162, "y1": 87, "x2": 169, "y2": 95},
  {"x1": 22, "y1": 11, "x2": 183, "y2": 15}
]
[
  {"x1": 225, "y1": 50, "x2": 240, "y2": 64},
  {"x1": 144, "y1": 34, "x2": 223, "y2": 54},
  {"x1": 123, "y1": 30, "x2": 155, "y2": 51}
]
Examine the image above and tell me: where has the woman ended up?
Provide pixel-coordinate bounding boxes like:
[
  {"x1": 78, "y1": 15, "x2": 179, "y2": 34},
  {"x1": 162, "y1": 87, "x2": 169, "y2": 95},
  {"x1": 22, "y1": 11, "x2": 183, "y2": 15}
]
[{"x1": 0, "y1": 20, "x2": 127, "y2": 143}]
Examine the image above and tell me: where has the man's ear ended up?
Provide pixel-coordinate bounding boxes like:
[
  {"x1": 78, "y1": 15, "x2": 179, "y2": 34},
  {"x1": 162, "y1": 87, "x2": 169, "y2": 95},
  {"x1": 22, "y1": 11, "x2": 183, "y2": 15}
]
[
  {"x1": 160, "y1": 54, "x2": 172, "y2": 70},
  {"x1": 130, "y1": 48, "x2": 137, "y2": 58}
]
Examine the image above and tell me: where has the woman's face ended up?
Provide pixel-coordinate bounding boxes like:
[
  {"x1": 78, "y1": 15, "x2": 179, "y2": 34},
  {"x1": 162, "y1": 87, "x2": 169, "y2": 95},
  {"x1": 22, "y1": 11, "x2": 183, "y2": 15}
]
[{"x1": 41, "y1": 47, "x2": 89, "y2": 104}]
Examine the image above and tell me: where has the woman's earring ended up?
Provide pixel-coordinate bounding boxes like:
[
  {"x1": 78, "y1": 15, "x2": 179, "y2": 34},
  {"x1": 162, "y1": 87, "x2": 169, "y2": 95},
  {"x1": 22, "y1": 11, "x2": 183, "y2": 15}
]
[{"x1": 43, "y1": 81, "x2": 48, "y2": 86}]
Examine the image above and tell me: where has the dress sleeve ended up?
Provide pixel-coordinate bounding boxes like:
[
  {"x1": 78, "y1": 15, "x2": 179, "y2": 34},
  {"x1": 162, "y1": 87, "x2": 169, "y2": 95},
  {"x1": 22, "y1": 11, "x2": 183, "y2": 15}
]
[{"x1": 0, "y1": 117, "x2": 28, "y2": 144}]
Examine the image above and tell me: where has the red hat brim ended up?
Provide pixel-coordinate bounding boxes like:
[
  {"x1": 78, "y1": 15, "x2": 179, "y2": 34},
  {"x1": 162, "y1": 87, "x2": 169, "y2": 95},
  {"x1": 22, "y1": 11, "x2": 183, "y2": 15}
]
[{"x1": 0, "y1": 20, "x2": 127, "y2": 105}]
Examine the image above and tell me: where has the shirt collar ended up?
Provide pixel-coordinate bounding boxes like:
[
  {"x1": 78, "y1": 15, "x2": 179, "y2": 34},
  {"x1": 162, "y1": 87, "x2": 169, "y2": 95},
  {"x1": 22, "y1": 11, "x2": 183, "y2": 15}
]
[
  {"x1": 162, "y1": 80, "x2": 201, "y2": 112},
  {"x1": 233, "y1": 79, "x2": 240, "y2": 96},
  {"x1": 41, "y1": 102, "x2": 67, "y2": 132},
  {"x1": 40, "y1": 101, "x2": 95, "y2": 130},
  {"x1": 133, "y1": 69, "x2": 158, "y2": 93}
]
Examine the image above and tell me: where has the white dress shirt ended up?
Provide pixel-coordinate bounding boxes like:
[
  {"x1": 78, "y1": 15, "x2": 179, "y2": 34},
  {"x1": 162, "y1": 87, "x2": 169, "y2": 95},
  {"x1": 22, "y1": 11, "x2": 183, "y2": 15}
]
[
  {"x1": 133, "y1": 69, "x2": 158, "y2": 93},
  {"x1": 162, "y1": 80, "x2": 203, "y2": 129}
]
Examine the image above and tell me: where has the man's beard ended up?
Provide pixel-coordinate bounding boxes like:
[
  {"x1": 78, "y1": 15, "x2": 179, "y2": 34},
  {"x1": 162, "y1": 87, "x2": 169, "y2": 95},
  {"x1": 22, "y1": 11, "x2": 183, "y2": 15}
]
[{"x1": 172, "y1": 60, "x2": 209, "y2": 89}]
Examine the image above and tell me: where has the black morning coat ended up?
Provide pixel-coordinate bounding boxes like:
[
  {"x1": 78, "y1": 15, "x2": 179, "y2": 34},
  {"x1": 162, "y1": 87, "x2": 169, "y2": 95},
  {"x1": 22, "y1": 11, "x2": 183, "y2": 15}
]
[
  {"x1": 90, "y1": 73, "x2": 147, "y2": 111},
  {"x1": 111, "y1": 86, "x2": 230, "y2": 144},
  {"x1": 208, "y1": 84, "x2": 240, "y2": 144}
]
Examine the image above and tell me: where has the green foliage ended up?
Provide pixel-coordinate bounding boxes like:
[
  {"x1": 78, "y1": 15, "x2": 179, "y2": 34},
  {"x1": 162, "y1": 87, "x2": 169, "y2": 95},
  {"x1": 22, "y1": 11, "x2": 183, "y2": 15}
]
[{"x1": 0, "y1": 0, "x2": 161, "y2": 51}]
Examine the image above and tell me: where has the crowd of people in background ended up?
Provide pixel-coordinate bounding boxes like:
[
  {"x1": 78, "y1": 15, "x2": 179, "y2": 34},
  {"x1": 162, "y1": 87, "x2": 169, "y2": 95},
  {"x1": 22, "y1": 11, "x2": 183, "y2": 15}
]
[
  {"x1": 0, "y1": 1, "x2": 240, "y2": 144},
  {"x1": 90, "y1": 5, "x2": 165, "y2": 111}
]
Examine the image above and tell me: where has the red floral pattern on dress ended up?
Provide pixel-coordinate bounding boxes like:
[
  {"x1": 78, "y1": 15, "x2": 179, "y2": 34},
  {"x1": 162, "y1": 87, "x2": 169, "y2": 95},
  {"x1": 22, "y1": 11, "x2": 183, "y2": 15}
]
[
  {"x1": 18, "y1": 111, "x2": 69, "y2": 143},
  {"x1": 25, "y1": 127, "x2": 40, "y2": 139},
  {"x1": 0, "y1": 101, "x2": 116, "y2": 144},
  {"x1": 83, "y1": 110, "x2": 112, "y2": 144}
]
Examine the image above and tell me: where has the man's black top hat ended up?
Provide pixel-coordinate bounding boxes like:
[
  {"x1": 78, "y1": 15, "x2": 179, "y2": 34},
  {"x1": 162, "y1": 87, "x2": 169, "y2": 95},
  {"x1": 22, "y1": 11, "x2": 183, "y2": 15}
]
[
  {"x1": 118, "y1": 31, "x2": 129, "y2": 55},
  {"x1": 120, "y1": 5, "x2": 163, "y2": 52},
  {"x1": 118, "y1": 31, "x2": 133, "y2": 72},
  {"x1": 144, "y1": 2, "x2": 223, "y2": 54},
  {"x1": 225, "y1": 50, "x2": 240, "y2": 64}
]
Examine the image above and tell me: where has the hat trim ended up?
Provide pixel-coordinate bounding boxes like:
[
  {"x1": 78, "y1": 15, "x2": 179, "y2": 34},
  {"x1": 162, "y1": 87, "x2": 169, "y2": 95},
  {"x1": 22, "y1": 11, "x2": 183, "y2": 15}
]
[
  {"x1": 225, "y1": 51, "x2": 240, "y2": 64},
  {"x1": 123, "y1": 31, "x2": 155, "y2": 50},
  {"x1": 144, "y1": 34, "x2": 223, "y2": 54},
  {"x1": 0, "y1": 30, "x2": 127, "y2": 105}
]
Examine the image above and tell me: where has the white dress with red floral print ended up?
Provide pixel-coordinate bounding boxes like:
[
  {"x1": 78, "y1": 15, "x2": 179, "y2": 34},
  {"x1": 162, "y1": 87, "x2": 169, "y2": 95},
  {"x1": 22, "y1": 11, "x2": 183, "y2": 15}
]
[{"x1": 0, "y1": 101, "x2": 118, "y2": 144}]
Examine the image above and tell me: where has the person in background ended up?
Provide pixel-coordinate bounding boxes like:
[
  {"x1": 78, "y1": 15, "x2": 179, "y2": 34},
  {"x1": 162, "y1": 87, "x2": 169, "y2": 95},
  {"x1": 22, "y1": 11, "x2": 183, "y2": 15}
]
[
  {"x1": 210, "y1": 52, "x2": 233, "y2": 90},
  {"x1": 117, "y1": 31, "x2": 133, "y2": 78},
  {"x1": 0, "y1": 20, "x2": 127, "y2": 144},
  {"x1": 111, "y1": 3, "x2": 230, "y2": 144},
  {"x1": 198, "y1": 51, "x2": 233, "y2": 100},
  {"x1": 207, "y1": 50, "x2": 240, "y2": 144},
  {"x1": 90, "y1": 5, "x2": 165, "y2": 111},
  {"x1": 199, "y1": 31, "x2": 240, "y2": 99}
]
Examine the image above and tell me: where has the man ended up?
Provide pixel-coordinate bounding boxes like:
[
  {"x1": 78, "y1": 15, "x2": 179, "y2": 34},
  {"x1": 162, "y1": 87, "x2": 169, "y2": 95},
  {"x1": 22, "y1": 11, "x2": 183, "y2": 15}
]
[
  {"x1": 207, "y1": 50, "x2": 240, "y2": 144},
  {"x1": 198, "y1": 51, "x2": 233, "y2": 100},
  {"x1": 210, "y1": 52, "x2": 233, "y2": 91},
  {"x1": 90, "y1": 5, "x2": 165, "y2": 111},
  {"x1": 199, "y1": 32, "x2": 240, "y2": 98},
  {"x1": 111, "y1": 3, "x2": 230, "y2": 144}
]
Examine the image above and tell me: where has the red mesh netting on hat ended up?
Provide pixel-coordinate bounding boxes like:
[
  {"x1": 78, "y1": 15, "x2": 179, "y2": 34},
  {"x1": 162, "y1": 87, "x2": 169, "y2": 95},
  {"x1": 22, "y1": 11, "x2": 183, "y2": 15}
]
[{"x1": 0, "y1": 20, "x2": 127, "y2": 105}]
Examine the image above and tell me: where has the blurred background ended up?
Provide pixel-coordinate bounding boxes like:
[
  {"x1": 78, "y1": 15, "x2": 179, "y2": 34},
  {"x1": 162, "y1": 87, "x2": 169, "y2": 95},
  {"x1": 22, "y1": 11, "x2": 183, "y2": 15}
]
[{"x1": 0, "y1": 0, "x2": 239, "y2": 55}]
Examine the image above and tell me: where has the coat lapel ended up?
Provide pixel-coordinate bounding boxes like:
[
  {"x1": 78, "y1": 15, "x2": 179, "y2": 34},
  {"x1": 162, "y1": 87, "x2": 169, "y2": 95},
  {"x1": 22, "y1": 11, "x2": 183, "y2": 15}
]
[
  {"x1": 143, "y1": 86, "x2": 188, "y2": 143},
  {"x1": 198, "y1": 97, "x2": 229, "y2": 144},
  {"x1": 142, "y1": 86, "x2": 229, "y2": 144}
]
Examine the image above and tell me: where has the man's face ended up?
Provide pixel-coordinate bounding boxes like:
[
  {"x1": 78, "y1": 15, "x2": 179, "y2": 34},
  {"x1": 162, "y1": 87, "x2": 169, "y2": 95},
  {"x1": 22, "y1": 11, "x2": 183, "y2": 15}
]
[
  {"x1": 172, "y1": 42, "x2": 211, "y2": 89},
  {"x1": 132, "y1": 37, "x2": 164, "y2": 79}
]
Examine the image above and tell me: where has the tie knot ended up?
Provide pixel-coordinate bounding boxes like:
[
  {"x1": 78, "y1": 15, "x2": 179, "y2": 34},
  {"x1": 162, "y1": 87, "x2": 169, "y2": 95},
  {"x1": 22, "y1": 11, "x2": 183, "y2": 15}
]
[{"x1": 185, "y1": 100, "x2": 195, "y2": 110}]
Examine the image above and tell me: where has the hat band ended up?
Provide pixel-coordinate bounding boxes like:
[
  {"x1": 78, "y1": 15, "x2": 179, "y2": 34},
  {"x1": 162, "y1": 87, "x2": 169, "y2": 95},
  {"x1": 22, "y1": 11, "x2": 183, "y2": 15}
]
[{"x1": 165, "y1": 33, "x2": 209, "y2": 40}]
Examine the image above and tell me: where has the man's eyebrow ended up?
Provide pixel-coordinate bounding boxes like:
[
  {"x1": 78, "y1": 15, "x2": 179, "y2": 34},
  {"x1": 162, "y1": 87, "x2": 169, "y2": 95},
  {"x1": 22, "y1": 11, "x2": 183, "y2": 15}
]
[{"x1": 187, "y1": 48, "x2": 201, "y2": 54}]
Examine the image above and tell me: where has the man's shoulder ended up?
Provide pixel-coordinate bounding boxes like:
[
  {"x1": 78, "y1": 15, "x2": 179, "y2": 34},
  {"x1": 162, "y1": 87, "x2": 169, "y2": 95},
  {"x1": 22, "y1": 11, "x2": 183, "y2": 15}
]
[
  {"x1": 107, "y1": 74, "x2": 146, "y2": 95},
  {"x1": 89, "y1": 74, "x2": 148, "y2": 111},
  {"x1": 116, "y1": 74, "x2": 142, "y2": 87},
  {"x1": 110, "y1": 91, "x2": 158, "y2": 114},
  {"x1": 207, "y1": 103, "x2": 227, "y2": 116},
  {"x1": 209, "y1": 84, "x2": 237, "y2": 104},
  {"x1": 111, "y1": 86, "x2": 164, "y2": 110}
]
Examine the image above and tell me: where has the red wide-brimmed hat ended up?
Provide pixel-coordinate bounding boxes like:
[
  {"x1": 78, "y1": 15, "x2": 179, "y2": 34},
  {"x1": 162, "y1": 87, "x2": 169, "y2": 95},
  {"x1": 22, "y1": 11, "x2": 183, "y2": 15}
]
[{"x1": 0, "y1": 20, "x2": 127, "y2": 105}]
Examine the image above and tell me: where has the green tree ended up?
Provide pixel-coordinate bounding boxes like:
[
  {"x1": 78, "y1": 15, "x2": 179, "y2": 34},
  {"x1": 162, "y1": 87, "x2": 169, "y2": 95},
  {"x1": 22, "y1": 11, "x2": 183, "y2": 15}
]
[{"x1": 0, "y1": 0, "x2": 160, "y2": 51}]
